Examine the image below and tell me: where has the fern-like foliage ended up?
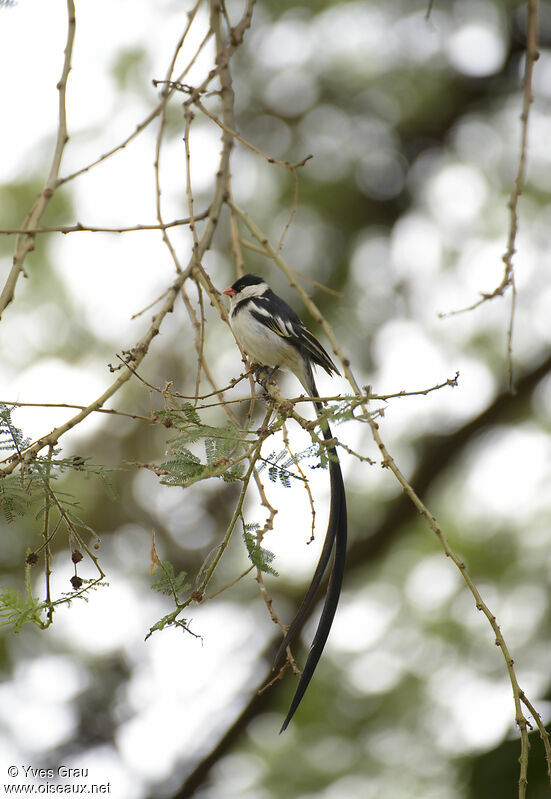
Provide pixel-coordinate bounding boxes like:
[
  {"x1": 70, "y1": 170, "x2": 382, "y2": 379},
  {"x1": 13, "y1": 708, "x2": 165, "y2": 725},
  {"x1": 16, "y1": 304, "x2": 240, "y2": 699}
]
[
  {"x1": 156, "y1": 403, "x2": 248, "y2": 486},
  {"x1": 148, "y1": 560, "x2": 194, "y2": 637},
  {"x1": 243, "y1": 523, "x2": 278, "y2": 576},
  {"x1": 0, "y1": 403, "x2": 31, "y2": 454},
  {"x1": 146, "y1": 612, "x2": 196, "y2": 638},
  {"x1": 151, "y1": 560, "x2": 190, "y2": 602},
  {"x1": 0, "y1": 588, "x2": 43, "y2": 632},
  {"x1": 159, "y1": 448, "x2": 205, "y2": 485},
  {"x1": 0, "y1": 476, "x2": 34, "y2": 523},
  {"x1": 1, "y1": 407, "x2": 118, "y2": 527},
  {"x1": 0, "y1": 405, "x2": 116, "y2": 631},
  {"x1": 49, "y1": 455, "x2": 119, "y2": 500},
  {"x1": 257, "y1": 449, "x2": 298, "y2": 487},
  {"x1": 1, "y1": 404, "x2": 45, "y2": 522}
]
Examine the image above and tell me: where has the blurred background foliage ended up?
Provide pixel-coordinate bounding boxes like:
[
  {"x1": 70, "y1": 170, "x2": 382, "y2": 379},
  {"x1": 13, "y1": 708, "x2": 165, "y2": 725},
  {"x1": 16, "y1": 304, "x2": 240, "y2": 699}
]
[{"x1": 1, "y1": 0, "x2": 551, "y2": 797}]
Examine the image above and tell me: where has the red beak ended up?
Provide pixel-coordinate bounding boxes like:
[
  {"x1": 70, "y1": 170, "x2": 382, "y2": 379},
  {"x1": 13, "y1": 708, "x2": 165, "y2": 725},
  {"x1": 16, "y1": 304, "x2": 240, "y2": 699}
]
[{"x1": 223, "y1": 286, "x2": 236, "y2": 297}]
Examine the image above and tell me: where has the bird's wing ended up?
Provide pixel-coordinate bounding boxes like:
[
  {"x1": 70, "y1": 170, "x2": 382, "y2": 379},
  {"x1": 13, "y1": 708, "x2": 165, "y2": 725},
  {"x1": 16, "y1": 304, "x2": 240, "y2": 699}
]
[
  {"x1": 252, "y1": 295, "x2": 340, "y2": 377},
  {"x1": 296, "y1": 321, "x2": 340, "y2": 377}
]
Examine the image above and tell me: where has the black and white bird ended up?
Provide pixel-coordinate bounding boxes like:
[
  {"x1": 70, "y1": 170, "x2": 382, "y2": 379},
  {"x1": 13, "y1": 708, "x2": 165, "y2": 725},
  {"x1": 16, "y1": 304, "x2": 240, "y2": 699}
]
[{"x1": 223, "y1": 273, "x2": 347, "y2": 732}]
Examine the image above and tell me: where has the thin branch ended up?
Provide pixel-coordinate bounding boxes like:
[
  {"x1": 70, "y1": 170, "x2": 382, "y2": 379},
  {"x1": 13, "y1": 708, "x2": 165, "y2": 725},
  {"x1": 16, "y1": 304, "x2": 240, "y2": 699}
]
[
  {"x1": 277, "y1": 166, "x2": 299, "y2": 251},
  {"x1": 0, "y1": 0, "x2": 76, "y2": 318},
  {"x1": 162, "y1": 0, "x2": 205, "y2": 91},
  {"x1": 204, "y1": 565, "x2": 254, "y2": 601},
  {"x1": 112, "y1": 370, "x2": 458, "y2": 417},
  {"x1": 41, "y1": 447, "x2": 54, "y2": 626},
  {"x1": 520, "y1": 692, "x2": 551, "y2": 783},
  {"x1": 439, "y1": 0, "x2": 539, "y2": 396},
  {"x1": 286, "y1": 372, "x2": 460, "y2": 406},
  {"x1": 55, "y1": 0, "x2": 206, "y2": 189},
  {"x1": 255, "y1": 568, "x2": 300, "y2": 677},
  {"x1": 152, "y1": 2, "x2": 207, "y2": 277},
  {"x1": 282, "y1": 421, "x2": 316, "y2": 543},
  {"x1": 366, "y1": 421, "x2": 535, "y2": 797},
  {"x1": 183, "y1": 105, "x2": 201, "y2": 271},
  {"x1": 503, "y1": 0, "x2": 539, "y2": 291},
  {"x1": 131, "y1": 288, "x2": 173, "y2": 321},
  {"x1": 0, "y1": 400, "x2": 153, "y2": 423},
  {"x1": 507, "y1": 277, "x2": 518, "y2": 394},
  {"x1": 180, "y1": 284, "x2": 207, "y2": 403},
  {"x1": 192, "y1": 94, "x2": 313, "y2": 170},
  {"x1": 0, "y1": 213, "x2": 208, "y2": 236}
]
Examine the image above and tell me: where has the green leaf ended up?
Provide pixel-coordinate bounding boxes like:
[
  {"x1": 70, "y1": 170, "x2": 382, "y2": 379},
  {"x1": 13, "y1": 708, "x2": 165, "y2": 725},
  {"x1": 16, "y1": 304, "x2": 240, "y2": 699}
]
[
  {"x1": 222, "y1": 465, "x2": 245, "y2": 482},
  {"x1": 205, "y1": 437, "x2": 216, "y2": 465},
  {"x1": 151, "y1": 560, "x2": 190, "y2": 601},
  {"x1": 154, "y1": 407, "x2": 248, "y2": 487},
  {"x1": 279, "y1": 472, "x2": 291, "y2": 488},
  {"x1": 0, "y1": 403, "x2": 31, "y2": 453},
  {"x1": 0, "y1": 588, "x2": 42, "y2": 631},
  {"x1": 147, "y1": 613, "x2": 195, "y2": 637},
  {"x1": 243, "y1": 527, "x2": 278, "y2": 577},
  {"x1": 0, "y1": 477, "x2": 34, "y2": 523},
  {"x1": 160, "y1": 448, "x2": 205, "y2": 485}
]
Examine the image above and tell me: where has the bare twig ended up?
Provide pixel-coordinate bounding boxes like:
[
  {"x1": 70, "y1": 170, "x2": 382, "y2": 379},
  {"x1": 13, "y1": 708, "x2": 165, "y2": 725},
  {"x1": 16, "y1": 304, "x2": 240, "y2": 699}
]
[
  {"x1": 504, "y1": 0, "x2": 539, "y2": 392},
  {"x1": 195, "y1": 97, "x2": 312, "y2": 169},
  {"x1": 205, "y1": 565, "x2": 254, "y2": 601},
  {"x1": 285, "y1": 372, "x2": 460, "y2": 407},
  {"x1": 0, "y1": 213, "x2": 208, "y2": 236},
  {"x1": 152, "y1": 1, "x2": 207, "y2": 277},
  {"x1": 277, "y1": 166, "x2": 299, "y2": 252},
  {"x1": 0, "y1": 400, "x2": 153, "y2": 426},
  {"x1": 56, "y1": 0, "x2": 206, "y2": 189},
  {"x1": 0, "y1": 0, "x2": 76, "y2": 318},
  {"x1": 439, "y1": 0, "x2": 539, "y2": 395},
  {"x1": 282, "y1": 421, "x2": 316, "y2": 543},
  {"x1": 367, "y1": 421, "x2": 536, "y2": 798}
]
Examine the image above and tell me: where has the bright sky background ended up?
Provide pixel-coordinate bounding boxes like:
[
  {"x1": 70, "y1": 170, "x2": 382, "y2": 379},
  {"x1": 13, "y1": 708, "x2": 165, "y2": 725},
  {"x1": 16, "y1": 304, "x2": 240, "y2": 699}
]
[{"x1": 1, "y1": 2, "x2": 550, "y2": 797}]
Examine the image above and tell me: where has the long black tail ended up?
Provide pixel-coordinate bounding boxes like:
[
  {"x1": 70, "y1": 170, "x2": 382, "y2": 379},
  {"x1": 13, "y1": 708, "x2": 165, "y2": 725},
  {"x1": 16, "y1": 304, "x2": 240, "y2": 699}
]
[{"x1": 276, "y1": 375, "x2": 347, "y2": 733}]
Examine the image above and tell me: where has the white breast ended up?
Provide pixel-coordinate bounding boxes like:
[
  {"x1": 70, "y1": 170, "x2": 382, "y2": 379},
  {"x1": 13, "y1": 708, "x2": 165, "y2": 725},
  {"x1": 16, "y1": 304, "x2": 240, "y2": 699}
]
[{"x1": 231, "y1": 306, "x2": 287, "y2": 368}]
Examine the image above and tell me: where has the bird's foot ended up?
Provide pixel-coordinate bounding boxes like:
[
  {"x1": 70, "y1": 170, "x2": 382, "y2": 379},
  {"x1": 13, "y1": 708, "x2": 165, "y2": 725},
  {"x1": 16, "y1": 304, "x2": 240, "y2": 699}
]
[{"x1": 253, "y1": 364, "x2": 278, "y2": 389}]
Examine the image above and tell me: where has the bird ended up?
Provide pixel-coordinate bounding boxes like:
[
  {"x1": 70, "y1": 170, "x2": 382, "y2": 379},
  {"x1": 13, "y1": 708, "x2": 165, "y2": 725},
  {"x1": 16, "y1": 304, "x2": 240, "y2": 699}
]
[{"x1": 223, "y1": 273, "x2": 347, "y2": 732}]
